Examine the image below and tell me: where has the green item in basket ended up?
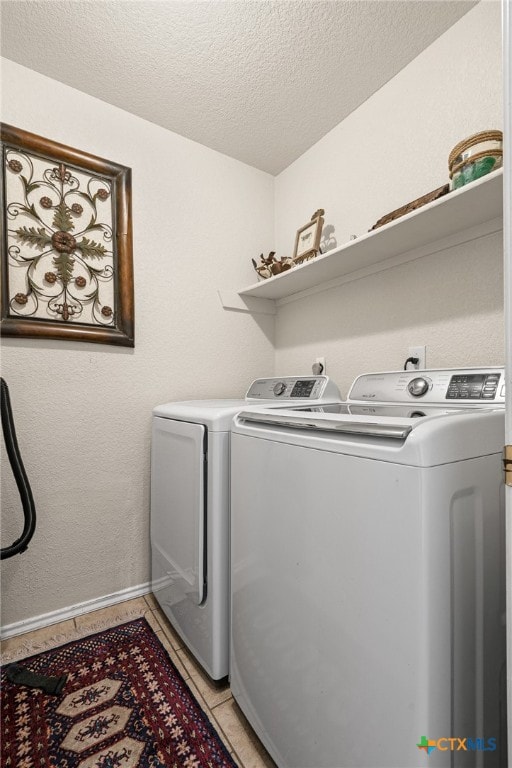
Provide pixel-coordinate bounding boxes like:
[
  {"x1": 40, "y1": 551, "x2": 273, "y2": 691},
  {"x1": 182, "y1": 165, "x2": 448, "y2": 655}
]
[{"x1": 452, "y1": 156, "x2": 498, "y2": 189}]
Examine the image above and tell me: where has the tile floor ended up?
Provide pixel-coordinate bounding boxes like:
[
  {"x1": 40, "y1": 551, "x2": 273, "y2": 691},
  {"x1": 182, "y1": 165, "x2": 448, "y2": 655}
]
[{"x1": 0, "y1": 594, "x2": 276, "y2": 768}]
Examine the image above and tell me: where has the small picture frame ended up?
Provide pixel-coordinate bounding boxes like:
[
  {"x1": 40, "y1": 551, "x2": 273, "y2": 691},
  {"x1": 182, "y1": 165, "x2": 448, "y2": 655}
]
[{"x1": 293, "y1": 212, "x2": 324, "y2": 264}]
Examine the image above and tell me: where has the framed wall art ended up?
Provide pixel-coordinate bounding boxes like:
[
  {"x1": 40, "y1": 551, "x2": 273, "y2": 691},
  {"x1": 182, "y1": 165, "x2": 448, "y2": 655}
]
[
  {"x1": 292, "y1": 208, "x2": 324, "y2": 265},
  {"x1": 1, "y1": 124, "x2": 134, "y2": 346}
]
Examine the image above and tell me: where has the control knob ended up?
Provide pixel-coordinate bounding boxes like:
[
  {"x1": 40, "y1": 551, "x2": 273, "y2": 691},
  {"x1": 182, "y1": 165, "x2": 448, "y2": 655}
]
[
  {"x1": 407, "y1": 377, "x2": 430, "y2": 398},
  {"x1": 273, "y1": 381, "x2": 287, "y2": 396}
]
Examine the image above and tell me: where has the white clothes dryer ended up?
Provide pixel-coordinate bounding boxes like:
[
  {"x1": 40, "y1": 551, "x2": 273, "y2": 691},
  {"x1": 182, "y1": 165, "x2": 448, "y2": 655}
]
[
  {"x1": 150, "y1": 375, "x2": 340, "y2": 680},
  {"x1": 230, "y1": 367, "x2": 506, "y2": 767}
]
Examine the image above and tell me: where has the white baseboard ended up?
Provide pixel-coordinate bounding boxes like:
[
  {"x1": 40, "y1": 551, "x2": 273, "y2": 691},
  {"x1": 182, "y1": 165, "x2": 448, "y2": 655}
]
[{"x1": 0, "y1": 581, "x2": 152, "y2": 640}]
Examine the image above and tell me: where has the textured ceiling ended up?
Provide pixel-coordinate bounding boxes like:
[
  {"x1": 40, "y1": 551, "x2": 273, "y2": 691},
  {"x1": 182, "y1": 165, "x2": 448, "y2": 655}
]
[{"x1": 1, "y1": 0, "x2": 477, "y2": 174}]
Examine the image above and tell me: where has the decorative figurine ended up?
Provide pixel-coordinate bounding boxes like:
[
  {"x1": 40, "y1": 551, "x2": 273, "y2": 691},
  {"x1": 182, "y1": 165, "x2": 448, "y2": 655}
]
[{"x1": 252, "y1": 252, "x2": 293, "y2": 279}]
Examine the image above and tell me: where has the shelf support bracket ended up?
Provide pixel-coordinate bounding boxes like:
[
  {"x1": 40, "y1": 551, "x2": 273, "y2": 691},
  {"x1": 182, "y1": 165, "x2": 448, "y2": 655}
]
[{"x1": 218, "y1": 290, "x2": 276, "y2": 315}]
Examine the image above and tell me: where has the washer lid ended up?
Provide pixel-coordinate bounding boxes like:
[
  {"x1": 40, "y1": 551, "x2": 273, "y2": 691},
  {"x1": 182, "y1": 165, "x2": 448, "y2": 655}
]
[
  {"x1": 291, "y1": 403, "x2": 490, "y2": 418},
  {"x1": 234, "y1": 405, "x2": 505, "y2": 466},
  {"x1": 237, "y1": 404, "x2": 487, "y2": 439}
]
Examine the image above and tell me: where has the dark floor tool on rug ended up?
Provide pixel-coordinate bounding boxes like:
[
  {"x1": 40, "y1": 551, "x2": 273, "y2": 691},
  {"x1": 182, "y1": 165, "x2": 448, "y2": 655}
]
[
  {"x1": 2, "y1": 618, "x2": 237, "y2": 767},
  {"x1": 6, "y1": 663, "x2": 67, "y2": 695}
]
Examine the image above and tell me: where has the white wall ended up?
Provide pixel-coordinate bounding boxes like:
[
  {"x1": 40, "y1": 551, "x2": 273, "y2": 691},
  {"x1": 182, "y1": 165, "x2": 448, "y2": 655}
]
[
  {"x1": 274, "y1": 0, "x2": 504, "y2": 395},
  {"x1": 0, "y1": 59, "x2": 275, "y2": 627}
]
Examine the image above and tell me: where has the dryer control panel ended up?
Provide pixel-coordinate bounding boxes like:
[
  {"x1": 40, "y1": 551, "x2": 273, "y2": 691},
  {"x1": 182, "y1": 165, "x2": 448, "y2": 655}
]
[
  {"x1": 246, "y1": 376, "x2": 340, "y2": 401},
  {"x1": 348, "y1": 368, "x2": 505, "y2": 405}
]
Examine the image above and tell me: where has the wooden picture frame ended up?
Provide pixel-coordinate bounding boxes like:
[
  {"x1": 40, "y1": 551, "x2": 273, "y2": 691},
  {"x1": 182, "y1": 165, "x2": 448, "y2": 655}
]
[
  {"x1": 1, "y1": 124, "x2": 134, "y2": 347},
  {"x1": 292, "y1": 212, "x2": 324, "y2": 264}
]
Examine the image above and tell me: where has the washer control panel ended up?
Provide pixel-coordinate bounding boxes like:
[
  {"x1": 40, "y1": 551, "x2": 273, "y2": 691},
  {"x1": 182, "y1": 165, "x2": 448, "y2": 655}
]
[
  {"x1": 246, "y1": 376, "x2": 340, "y2": 401},
  {"x1": 446, "y1": 373, "x2": 501, "y2": 400},
  {"x1": 348, "y1": 368, "x2": 505, "y2": 405}
]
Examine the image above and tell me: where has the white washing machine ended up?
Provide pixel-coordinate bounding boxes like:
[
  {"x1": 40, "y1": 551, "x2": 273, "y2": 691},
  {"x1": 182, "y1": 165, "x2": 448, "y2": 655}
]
[
  {"x1": 230, "y1": 367, "x2": 506, "y2": 767},
  {"x1": 150, "y1": 375, "x2": 340, "y2": 680}
]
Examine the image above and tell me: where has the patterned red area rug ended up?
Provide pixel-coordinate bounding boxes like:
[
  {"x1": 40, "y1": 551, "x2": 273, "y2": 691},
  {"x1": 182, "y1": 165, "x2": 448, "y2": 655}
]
[{"x1": 1, "y1": 617, "x2": 236, "y2": 768}]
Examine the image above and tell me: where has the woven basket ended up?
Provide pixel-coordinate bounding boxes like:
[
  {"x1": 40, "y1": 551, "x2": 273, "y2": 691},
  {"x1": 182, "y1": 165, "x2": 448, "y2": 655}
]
[{"x1": 448, "y1": 130, "x2": 502, "y2": 179}]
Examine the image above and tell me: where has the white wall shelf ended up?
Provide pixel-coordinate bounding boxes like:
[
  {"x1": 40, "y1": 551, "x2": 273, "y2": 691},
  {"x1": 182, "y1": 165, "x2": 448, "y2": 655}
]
[{"x1": 219, "y1": 169, "x2": 503, "y2": 314}]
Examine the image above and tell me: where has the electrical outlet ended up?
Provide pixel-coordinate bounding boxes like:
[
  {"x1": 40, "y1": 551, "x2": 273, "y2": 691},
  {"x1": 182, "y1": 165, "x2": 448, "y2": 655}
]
[
  {"x1": 313, "y1": 357, "x2": 326, "y2": 375},
  {"x1": 408, "y1": 346, "x2": 426, "y2": 370}
]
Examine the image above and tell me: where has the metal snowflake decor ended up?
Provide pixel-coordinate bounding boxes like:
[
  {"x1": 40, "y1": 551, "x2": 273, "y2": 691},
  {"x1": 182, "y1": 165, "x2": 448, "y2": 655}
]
[
  {"x1": 1, "y1": 125, "x2": 134, "y2": 346},
  {"x1": 7, "y1": 158, "x2": 114, "y2": 323}
]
